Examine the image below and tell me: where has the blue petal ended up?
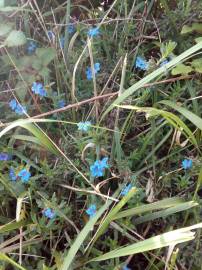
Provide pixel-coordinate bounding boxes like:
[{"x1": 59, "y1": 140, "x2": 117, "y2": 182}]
[{"x1": 9, "y1": 99, "x2": 17, "y2": 110}]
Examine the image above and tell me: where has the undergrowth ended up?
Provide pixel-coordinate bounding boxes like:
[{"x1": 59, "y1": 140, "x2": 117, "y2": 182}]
[{"x1": 0, "y1": 0, "x2": 202, "y2": 269}]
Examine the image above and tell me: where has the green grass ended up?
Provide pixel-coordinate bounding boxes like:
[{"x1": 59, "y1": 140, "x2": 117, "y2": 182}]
[{"x1": 0, "y1": 0, "x2": 202, "y2": 269}]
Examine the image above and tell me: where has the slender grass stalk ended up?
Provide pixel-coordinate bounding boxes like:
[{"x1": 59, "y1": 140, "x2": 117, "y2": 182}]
[
  {"x1": 111, "y1": 55, "x2": 127, "y2": 162},
  {"x1": 64, "y1": 0, "x2": 71, "y2": 64},
  {"x1": 87, "y1": 38, "x2": 99, "y2": 122}
]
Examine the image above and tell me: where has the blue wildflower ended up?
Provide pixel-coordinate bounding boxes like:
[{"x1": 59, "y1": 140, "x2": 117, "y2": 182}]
[
  {"x1": 58, "y1": 99, "x2": 66, "y2": 108},
  {"x1": 182, "y1": 159, "x2": 193, "y2": 170},
  {"x1": 90, "y1": 157, "x2": 109, "y2": 178},
  {"x1": 47, "y1": 30, "x2": 55, "y2": 41},
  {"x1": 88, "y1": 27, "x2": 100, "y2": 37},
  {"x1": 9, "y1": 99, "x2": 17, "y2": 110},
  {"x1": 77, "y1": 121, "x2": 91, "y2": 132},
  {"x1": 27, "y1": 41, "x2": 37, "y2": 54},
  {"x1": 67, "y1": 24, "x2": 75, "y2": 34},
  {"x1": 15, "y1": 104, "x2": 27, "y2": 115},
  {"x1": 135, "y1": 56, "x2": 149, "y2": 71},
  {"x1": 9, "y1": 99, "x2": 26, "y2": 115},
  {"x1": 32, "y1": 82, "x2": 47, "y2": 97},
  {"x1": 86, "y1": 204, "x2": 96, "y2": 218},
  {"x1": 18, "y1": 168, "x2": 31, "y2": 183},
  {"x1": 86, "y1": 62, "x2": 101, "y2": 80},
  {"x1": 120, "y1": 183, "x2": 132, "y2": 196},
  {"x1": 9, "y1": 167, "x2": 17, "y2": 181},
  {"x1": 0, "y1": 153, "x2": 10, "y2": 161},
  {"x1": 94, "y1": 62, "x2": 101, "y2": 72},
  {"x1": 122, "y1": 265, "x2": 131, "y2": 270},
  {"x1": 43, "y1": 208, "x2": 56, "y2": 219}
]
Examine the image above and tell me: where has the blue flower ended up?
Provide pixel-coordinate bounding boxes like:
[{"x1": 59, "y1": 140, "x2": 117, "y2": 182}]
[
  {"x1": 122, "y1": 265, "x2": 131, "y2": 270},
  {"x1": 0, "y1": 153, "x2": 10, "y2": 161},
  {"x1": 77, "y1": 121, "x2": 91, "y2": 132},
  {"x1": 27, "y1": 41, "x2": 37, "y2": 54},
  {"x1": 182, "y1": 159, "x2": 193, "y2": 170},
  {"x1": 90, "y1": 157, "x2": 109, "y2": 178},
  {"x1": 43, "y1": 208, "x2": 56, "y2": 219},
  {"x1": 94, "y1": 62, "x2": 101, "y2": 72},
  {"x1": 15, "y1": 104, "x2": 27, "y2": 115},
  {"x1": 88, "y1": 27, "x2": 100, "y2": 37},
  {"x1": 58, "y1": 99, "x2": 66, "y2": 108},
  {"x1": 9, "y1": 99, "x2": 17, "y2": 110},
  {"x1": 9, "y1": 99, "x2": 26, "y2": 115},
  {"x1": 86, "y1": 62, "x2": 101, "y2": 80},
  {"x1": 47, "y1": 30, "x2": 55, "y2": 41},
  {"x1": 9, "y1": 167, "x2": 17, "y2": 181},
  {"x1": 67, "y1": 24, "x2": 75, "y2": 34},
  {"x1": 120, "y1": 183, "x2": 132, "y2": 196},
  {"x1": 18, "y1": 168, "x2": 31, "y2": 183},
  {"x1": 135, "y1": 56, "x2": 149, "y2": 71},
  {"x1": 86, "y1": 204, "x2": 96, "y2": 218},
  {"x1": 32, "y1": 82, "x2": 47, "y2": 97}
]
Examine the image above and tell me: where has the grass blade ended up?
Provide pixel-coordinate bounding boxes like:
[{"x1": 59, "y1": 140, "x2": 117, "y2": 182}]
[{"x1": 90, "y1": 223, "x2": 202, "y2": 262}]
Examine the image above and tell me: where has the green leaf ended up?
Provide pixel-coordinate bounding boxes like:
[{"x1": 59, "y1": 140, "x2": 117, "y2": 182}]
[
  {"x1": 0, "y1": 24, "x2": 12, "y2": 36},
  {"x1": 160, "y1": 41, "x2": 177, "y2": 58},
  {"x1": 32, "y1": 58, "x2": 43, "y2": 70},
  {"x1": 181, "y1": 23, "x2": 202, "y2": 34},
  {"x1": 195, "y1": 37, "x2": 202, "y2": 43},
  {"x1": 0, "y1": 119, "x2": 60, "y2": 155},
  {"x1": 0, "y1": 220, "x2": 30, "y2": 233},
  {"x1": 0, "y1": 253, "x2": 28, "y2": 270},
  {"x1": 191, "y1": 58, "x2": 202, "y2": 73},
  {"x1": 39, "y1": 67, "x2": 51, "y2": 77},
  {"x1": 159, "y1": 100, "x2": 202, "y2": 131},
  {"x1": 133, "y1": 201, "x2": 198, "y2": 225},
  {"x1": 90, "y1": 223, "x2": 202, "y2": 262},
  {"x1": 36, "y1": 48, "x2": 56, "y2": 66},
  {"x1": 4, "y1": 30, "x2": 27, "y2": 47},
  {"x1": 114, "y1": 197, "x2": 183, "y2": 220},
  {"x1": 15, "y1": 81, "x2": 27, "y2": 101},
  {"x1": 171, "y1": 63, "x2": 192, "y2": 75}
]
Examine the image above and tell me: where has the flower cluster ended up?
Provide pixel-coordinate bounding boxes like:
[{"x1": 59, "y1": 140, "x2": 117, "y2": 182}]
[
  {"x1": 77, "y1": 121, "x2": 91, "y2": 132},
  {"x1": 9, "y1": 99, "x2": 27, "y2": 115},
  {"x1": 120, "y1": 183, "x2": 132, "y2": 196},
  {"x1": 182, "y1": 159, "x2": 193, "y2": 170},
  {"x1": 27, "y1": 41, "x2": 37, "y2": 54},
  {"x1": 135, "y1": 56, "x2": 149, "y2": 71},
  {"x1": 86, "y1": 62, "x2": 101, "y2": 80},
  {"x1": 88, "y1": 27, "x2": 100, "y2": 37},
  {"x1": 90, "y1": 157, "x2": 109, "y2": 178},
  {"x1": 43, "y1": 208, "x2": 56, "y2": 219},
  {"x1": 86, "y1": 204, "x2": 96, "y2": 218},
  {"x1": 9, "y1": 167, "x2": 31, "y2": 183},
  {"x1": 32, "y1": 82, "x2": 47, "y2": 97},
  {"x1": 0, "y1": 153, "x2": 10, "y2": 161}
]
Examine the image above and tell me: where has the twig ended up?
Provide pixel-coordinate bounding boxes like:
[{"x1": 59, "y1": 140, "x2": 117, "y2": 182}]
[{"x1": 30, "y1": 75, "x2": 193, "y2": 119}]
